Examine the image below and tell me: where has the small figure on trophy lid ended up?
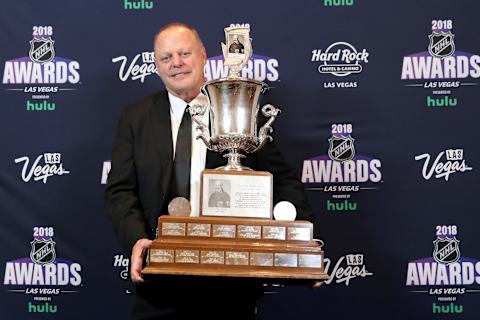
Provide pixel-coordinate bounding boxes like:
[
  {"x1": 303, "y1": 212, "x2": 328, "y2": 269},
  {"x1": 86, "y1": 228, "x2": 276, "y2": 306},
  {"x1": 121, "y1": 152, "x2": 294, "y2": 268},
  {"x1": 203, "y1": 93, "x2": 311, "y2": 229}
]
[{"x1": 221, "y1": 24, "x2": 252, "y2": 78}]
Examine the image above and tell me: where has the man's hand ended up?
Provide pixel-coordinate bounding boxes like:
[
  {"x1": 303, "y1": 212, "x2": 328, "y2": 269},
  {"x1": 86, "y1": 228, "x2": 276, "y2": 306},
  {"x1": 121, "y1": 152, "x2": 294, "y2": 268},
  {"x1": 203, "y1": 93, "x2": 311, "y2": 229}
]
[{"x1": 130, "y1": 238, "x2": 153, "y2": 283}]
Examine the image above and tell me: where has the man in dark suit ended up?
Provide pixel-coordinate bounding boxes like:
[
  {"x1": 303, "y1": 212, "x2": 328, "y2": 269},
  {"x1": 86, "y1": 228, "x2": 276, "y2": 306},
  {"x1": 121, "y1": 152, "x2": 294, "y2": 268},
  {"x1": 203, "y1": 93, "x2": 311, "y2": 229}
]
[{"x1": 105, "y1": 22, "x2": 313, "y2": 320}]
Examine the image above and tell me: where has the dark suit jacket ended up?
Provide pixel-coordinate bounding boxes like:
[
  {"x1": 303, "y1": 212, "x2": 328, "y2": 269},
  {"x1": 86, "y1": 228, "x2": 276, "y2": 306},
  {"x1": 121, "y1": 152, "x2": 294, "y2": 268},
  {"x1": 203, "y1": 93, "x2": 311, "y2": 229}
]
[{"x1": 105, "y1": 90, "x2": 313, "y2": 256}]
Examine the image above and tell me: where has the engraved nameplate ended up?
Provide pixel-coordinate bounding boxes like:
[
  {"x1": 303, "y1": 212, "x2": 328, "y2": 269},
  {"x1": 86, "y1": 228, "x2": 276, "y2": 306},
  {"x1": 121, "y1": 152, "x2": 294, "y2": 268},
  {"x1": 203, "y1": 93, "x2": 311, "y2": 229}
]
[
  {"x1": 187, "y1": 223, "x2": 211, "y2": 237},
  {"x1": 237, "y1": 225, "x2": 261, "y2": 239},
  {"x1": 299, "y1": 254, "x2": 322, "y2": 268},
  {"x1": 161, "y1": 222, "x2": 186, "y2": 236},
  {"x1": 250, "y1": 252, "x2": 273, "y2": 266},
  {"x1": 150, "y1": 249, "x2": 174, "y2": 263},
  {"x1": 225, "y1": 251, "x2": 249, "y2": 265},
  {"x1": 287, "y1": 227, "x2": 311, "y2": 241},
  {"x1": 201, "y1": 251, "x2": 225, "y2": 264},
  {"x1": 175, "y1": 250, "x2": 199, "y2": 264},
  {"x1": 274, "y1": 253, "x2": 298, "y2": 267},
  {"x1": 212, "y1": 225, "x2": 236, "y2": 238},
  {"x1": 262, "y1": 226, "x2": 286, "y2": 240}
]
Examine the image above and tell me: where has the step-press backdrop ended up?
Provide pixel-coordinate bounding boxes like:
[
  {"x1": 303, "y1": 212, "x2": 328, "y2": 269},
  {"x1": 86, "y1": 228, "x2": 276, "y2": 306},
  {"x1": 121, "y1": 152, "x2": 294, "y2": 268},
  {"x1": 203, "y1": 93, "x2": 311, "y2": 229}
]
[{"x1": 1, "y1": 1, "x2": 479, "y2": 319}]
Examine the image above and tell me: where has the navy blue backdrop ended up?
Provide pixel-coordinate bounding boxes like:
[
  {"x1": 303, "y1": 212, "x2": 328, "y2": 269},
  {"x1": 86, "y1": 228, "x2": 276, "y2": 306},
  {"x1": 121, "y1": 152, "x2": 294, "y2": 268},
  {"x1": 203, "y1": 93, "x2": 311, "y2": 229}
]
[{"x1": 1, "y1": 1, "x2": 479, "y2": 319}]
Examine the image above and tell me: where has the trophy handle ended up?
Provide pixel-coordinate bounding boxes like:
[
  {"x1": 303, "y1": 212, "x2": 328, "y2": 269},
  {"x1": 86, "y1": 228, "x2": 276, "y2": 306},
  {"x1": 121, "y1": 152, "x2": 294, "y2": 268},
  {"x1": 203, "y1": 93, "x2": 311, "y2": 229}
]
[
  {"x1": 253, "y1": 104, "x2": 281, "y2": 152},
  {"x1": 188, "y1": 105, "x2": 215, "y2": 151}
]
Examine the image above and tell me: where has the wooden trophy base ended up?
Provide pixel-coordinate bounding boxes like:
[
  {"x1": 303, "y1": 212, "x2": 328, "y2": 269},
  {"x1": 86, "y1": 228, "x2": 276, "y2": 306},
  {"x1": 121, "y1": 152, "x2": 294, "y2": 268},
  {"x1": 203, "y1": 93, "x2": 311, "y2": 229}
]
[{"x1": 142, "y1": 216, "x2": 329, "y2": 281}]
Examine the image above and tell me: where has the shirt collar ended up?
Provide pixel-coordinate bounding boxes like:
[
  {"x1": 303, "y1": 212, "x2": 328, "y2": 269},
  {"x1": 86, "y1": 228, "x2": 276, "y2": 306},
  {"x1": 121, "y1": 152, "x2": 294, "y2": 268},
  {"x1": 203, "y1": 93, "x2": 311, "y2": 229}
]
[{"x1": 168, "y1": 92, "x2": 208, "y2": 120}]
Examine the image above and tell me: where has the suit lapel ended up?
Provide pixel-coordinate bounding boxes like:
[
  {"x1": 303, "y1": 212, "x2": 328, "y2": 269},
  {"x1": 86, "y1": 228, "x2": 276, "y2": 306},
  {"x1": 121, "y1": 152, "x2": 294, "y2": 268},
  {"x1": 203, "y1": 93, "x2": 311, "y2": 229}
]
[{"x1": 149, "y1": 91, "x2": 173, "y2": 195}]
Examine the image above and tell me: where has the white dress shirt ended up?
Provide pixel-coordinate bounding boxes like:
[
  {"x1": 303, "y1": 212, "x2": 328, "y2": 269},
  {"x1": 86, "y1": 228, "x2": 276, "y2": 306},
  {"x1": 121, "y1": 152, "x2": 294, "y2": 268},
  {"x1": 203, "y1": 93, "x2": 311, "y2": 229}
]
[{"x1": 168, "y1": 92, "x2": 209, "y2": 217}]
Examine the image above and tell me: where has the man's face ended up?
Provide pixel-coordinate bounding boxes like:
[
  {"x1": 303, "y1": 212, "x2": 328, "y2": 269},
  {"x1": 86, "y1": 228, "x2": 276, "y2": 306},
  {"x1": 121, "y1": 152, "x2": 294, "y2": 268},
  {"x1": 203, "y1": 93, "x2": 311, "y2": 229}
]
[
  {"x1": 154, "y1": 26, "x2": 206, "y2": 102},
  {"x1": 214, "y1": 181, "x2": 222, "y2": 193}
]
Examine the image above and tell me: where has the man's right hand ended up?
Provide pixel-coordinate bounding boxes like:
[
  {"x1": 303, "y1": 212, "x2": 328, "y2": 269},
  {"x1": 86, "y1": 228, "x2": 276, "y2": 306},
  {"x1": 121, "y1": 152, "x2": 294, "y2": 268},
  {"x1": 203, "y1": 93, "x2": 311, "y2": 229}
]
[{"x1": 130, "y1": 238, "x2": 153, "y2": 283}]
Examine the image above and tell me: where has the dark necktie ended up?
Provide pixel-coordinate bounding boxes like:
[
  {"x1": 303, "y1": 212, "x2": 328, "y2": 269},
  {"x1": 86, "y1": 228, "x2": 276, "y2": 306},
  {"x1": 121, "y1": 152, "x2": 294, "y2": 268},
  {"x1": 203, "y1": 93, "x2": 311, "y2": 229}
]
[{"x1": 172, "y1": 106, "x2": 191, "y2": 199}]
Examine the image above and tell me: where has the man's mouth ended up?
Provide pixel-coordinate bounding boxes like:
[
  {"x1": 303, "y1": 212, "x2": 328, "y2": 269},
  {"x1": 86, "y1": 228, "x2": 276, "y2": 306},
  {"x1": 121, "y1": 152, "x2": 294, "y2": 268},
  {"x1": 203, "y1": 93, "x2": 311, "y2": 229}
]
[{"x1": 170, "y1": 71, "x2": 190, "y2": 78}]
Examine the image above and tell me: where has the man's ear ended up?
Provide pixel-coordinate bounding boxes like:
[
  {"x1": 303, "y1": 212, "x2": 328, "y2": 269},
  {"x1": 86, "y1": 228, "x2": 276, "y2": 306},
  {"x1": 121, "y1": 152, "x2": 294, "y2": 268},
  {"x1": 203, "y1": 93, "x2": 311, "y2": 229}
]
[{"x1": 201, "y1": 47, "x2": 207, "y2": 65}]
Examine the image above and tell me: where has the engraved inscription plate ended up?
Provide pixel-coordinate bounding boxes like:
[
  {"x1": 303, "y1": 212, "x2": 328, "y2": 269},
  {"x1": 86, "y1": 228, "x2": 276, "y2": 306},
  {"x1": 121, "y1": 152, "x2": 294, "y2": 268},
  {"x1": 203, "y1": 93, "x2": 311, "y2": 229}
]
[
  {"x1": 225, "y1": 251, "x2": 249, "y2": 265},
  {"x1": 201, "y1": 250, "x2": 225, "y2": 264},
  {"x1": 212, "y1": 224, "x2": 236, "y2": 238},
  {"x1": 187, "y1": 223, "x2": 211, "y2": 237},
  {"x1": 262, "y1": 226, "x2": 286, "y2": 240},
  {"x1": 299, "y1": 254, "x2": 322, "y2": 268},
  {"x1": 287, "y1": 227, "x2": 311, "y2": 241},
  {"x1": 274, "y1": 253, "x2": 298, "y2": 267},
  {"x1": 237, "y1": 225, "x2": 261, "y2": 239},
  {"x1": 150, "y1": 249, "x2": 174, "y2": 263},
  {"x1": 161, "y1": 222, "x2": 186, "y2": 236},
  {"x1": 175, "y1": 250, "x2": 199, "y2": 264},
  {"x1": 250, "y1": 252, "x2": 273, "y2": 266}
]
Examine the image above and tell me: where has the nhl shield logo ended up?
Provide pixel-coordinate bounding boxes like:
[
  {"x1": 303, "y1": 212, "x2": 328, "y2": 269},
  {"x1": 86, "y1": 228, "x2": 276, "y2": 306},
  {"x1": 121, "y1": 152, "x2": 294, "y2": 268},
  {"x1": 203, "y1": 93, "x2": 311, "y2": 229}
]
[
  {"x1": 30, "y1": 239, "x2": 56, "y2": 264},
  {"x1": 433, "y1": 237, "x2": 460, "y2": 264},
  {"x1": 29, "y1": 37, "x2": 55, "y2": 63},
  {"x1": 428, "y1": 31, "x2": 455, "y2": 58},
  {"x1": 328, "y1": 135, "x2": 355, "y2": 162}
]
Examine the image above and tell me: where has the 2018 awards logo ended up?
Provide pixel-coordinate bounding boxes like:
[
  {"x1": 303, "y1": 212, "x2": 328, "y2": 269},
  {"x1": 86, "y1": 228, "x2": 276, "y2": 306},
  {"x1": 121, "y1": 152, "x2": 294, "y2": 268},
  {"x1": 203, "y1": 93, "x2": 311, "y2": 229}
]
[
  {"x1": 311, "y1": 42, "x2": 369, "y2": 88},
  {"x1": 301, "y1": 123, "x2": 382, "y2": 212},
  {"x1": 401, "y1": 19, "x2": 480, "y2": 108},
  {"x1": 2, "y1": 26, "x2": 81, "y2": 111},
  {"x1": 2, "y1": 227, "x2": 83, "y2": 314},
  {"x1": 406, "y1": 225, "x2": 480, "y2": 314},
  {"x1": 14, "y1": 152, "x2": 70, "y2": 184}
]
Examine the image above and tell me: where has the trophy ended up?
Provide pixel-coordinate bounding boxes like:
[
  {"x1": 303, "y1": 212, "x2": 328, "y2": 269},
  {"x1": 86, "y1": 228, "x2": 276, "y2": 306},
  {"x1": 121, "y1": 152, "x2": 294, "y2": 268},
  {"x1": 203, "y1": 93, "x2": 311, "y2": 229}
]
[
  {"x1": 143, "y1": 25, "x2": 327, "y2": 281},
  {"x1": 188, "y1": 25, "x2": 280, "y2": 171}
]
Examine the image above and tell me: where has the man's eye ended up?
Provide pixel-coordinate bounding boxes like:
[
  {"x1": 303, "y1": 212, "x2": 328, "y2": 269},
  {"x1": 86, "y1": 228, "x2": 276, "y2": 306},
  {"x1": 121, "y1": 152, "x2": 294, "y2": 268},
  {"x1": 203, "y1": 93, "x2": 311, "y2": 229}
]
[
  {"x1": 159, "y1": 55, "x2": 171, "y2": 62},
  {"x1": 181, "y1": 51, "x2": 191, "y2": 57}
]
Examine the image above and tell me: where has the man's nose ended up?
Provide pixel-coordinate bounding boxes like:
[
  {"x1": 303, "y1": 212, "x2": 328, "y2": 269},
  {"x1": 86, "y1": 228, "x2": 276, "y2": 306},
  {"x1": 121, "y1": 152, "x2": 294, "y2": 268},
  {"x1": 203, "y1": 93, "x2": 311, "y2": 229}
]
[{"x1": 172, "y1": 54, "x2": 184, "y2": 67}]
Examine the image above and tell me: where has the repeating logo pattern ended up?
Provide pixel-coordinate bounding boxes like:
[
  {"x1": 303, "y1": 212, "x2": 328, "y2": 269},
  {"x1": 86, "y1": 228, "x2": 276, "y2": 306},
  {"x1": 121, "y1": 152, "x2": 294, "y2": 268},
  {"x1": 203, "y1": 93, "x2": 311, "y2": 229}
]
[
  {"x1": 311, "y1": 41, "x2": 369, "y2": 88},
  {"x1": 401, "y1": 20, "x2": 480, "y2": 107},
  {"x1": 14, "y1": 153, "x2": 70, "y2": 184},
  {"x1": 406, "y1": 226, "x2": 480, "y2": 314},
  {"x1": 324, "y1": 253, "x2": 373, "y2": 286},
  {"x1": 414, "y1": 148, "x2": 473, "y2": 181},
  {"x1": 3, "y1": 227, "x2": 82, "y2": 314},
  {"x1": 2, "y1": 26, "x2": 81, "y2": 111},
  {"x1": 302, "y1": 124, "x2": 382, "y2": 212}
]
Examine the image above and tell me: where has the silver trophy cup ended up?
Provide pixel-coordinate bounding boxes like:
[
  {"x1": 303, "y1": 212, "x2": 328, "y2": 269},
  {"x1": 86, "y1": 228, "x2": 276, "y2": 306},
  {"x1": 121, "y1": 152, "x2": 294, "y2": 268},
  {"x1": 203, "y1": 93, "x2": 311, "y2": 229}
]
[{"x1": 189, "y1": 78, "x2": 281, "y2": 171}]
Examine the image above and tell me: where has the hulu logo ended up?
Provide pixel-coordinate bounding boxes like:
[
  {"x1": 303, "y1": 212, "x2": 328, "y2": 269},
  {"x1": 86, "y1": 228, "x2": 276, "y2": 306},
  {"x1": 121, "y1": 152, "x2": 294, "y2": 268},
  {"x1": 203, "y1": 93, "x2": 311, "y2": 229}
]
[
  {"x1": 427, "y1": 95, "x2": 457, "y2": 107},
  {"x1": 28, "y1": 302, "x2": 57, "y2": 313},
  {"x1": 324, "y1": 0, "x2": 354, "y2": 6},
  {"x1": 124, "y1": 0, "x2": 153, "y2": 10},
  {"x1": 326, "y1": 200, "x2": 357, "y2": 211},
  {"x1": 26, "y1": 100, "x2": 55, "y2": 111},
  {"x1": 432, "y1": 303, "x2": 463, "y2": 314}
]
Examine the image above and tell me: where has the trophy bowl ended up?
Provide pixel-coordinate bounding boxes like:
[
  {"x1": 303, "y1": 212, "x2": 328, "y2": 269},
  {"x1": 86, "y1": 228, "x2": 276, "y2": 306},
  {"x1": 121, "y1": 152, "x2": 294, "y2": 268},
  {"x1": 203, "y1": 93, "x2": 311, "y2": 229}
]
[{"x1": 190, "y1": 78, "x2": 281, "y2": 171}]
